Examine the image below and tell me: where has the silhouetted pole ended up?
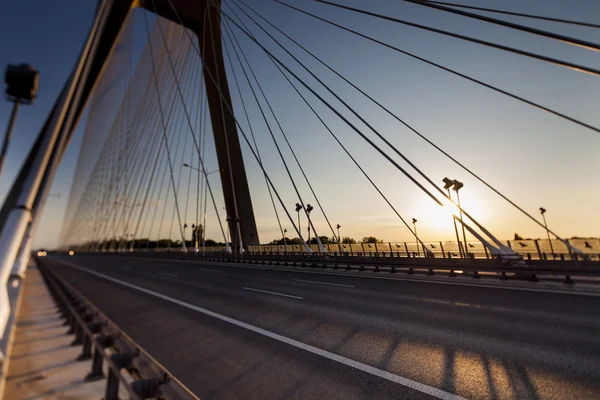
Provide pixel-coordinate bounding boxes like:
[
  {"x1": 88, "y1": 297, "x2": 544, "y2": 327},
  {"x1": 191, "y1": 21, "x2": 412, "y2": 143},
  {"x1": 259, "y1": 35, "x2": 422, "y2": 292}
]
[
  {"x1": 453, "y1": 180, "x2": 469, "y2": 257},
  {"x1": 412, "y1": 218, "x2": 420, "y2": 257},
  {"x1": 2, "y1": 64, "x2": 39, "y2": 177},
  {"x1": 539, "y1": 207, "x2": 554, "y2": 255},
  {"x1": 0, "y1": 102, "x2": 19, "y2": 177},
  {"x1": 443, "y1": 177, "x2": 464, "y2": 257}
]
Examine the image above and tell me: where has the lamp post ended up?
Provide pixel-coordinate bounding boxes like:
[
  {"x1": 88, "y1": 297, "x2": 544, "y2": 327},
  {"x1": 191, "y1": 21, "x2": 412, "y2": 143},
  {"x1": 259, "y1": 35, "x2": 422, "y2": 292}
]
[
  {"x1": 306, "y1": 204, "x2": 314, "y2": 246},
  {"x1": 283, "y1": 228, "x2": 288, "y2": 253},
  {"x1": 183, "y1": 164, "x2": 221, "y2": 254},
  {"x1": 295, "y1": 203, "x2": 303, "y2": 238},
  {"x1": 336, "y1": 223, "x2": 343, "y2": 253},
  {"x1": 443, "y1": 177, "x2": 464, "y2": 258},
  {"x1": 2, "y1": 64, "x2": 39, "y2": 177},
  {"x1": 225, "y1": 216, "x2": 231, "y2": 245},
  {"x1": 453, "y1": 180, "x2": 469, "y2": 258},
  {"x1": 412, "y1": 218, "x2": 420, "y2": 257},
  {"x1": 539, "y1": 207, "x2": 554, "y2": 256}
]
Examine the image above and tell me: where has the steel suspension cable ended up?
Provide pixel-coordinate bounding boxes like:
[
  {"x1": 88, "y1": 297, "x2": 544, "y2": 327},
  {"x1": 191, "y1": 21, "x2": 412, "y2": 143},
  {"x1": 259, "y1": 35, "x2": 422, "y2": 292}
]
[
  {"x1": 424, "y1": 1, "x2": 600, "y2": 29},
  {"x1": 223, "y1": 2, "x2": 425, "y2": 248},
  {"x1": 163, "y1": 0, "x2": 314, "y2": 246},
  {"x1": 133, "y1": 40, "x2": 198, "y2": 249},
  {"x1": 203, "y1": 2, "x2": 246, "y2": 250},
  {"x1": 183, "y1": 59, "x2": 203, "y2": 244},
  {"x1": 150, "y1": 44, "x2": 197, "y2": 248},
  {"x1": 221, "y1": 26, "x2": 286, "y2": 245},
  {"x1": 150, "y1": 4, "x2": 230, "y2": 247},
  {"x1": 401, "y1": 0, "x2": 600, "y2": 52},
  {"x1": 167, "y1": 45, "x2": 200, "y2": 243},
  {"x1": 96, "y1": 40, "x2": 179, "y2": 249},
  {"x1": 219, "y1": 6, "x2": 512, "y2": 250},
  {"x1": 222, "y1": 18, "x2": 336, "y2": 246},
  {"x1": 143, "y1": 11, "x2": 188, "y2": 249},
  {"x1": 209, "y1": 3, "x2": 322, "y2": 251},
  {"x1": 312, "y1": 0, "x2": 600, "y2": 77},
  {"x1": 238, "y1": 0, "x2": 576, "y2": 244}
]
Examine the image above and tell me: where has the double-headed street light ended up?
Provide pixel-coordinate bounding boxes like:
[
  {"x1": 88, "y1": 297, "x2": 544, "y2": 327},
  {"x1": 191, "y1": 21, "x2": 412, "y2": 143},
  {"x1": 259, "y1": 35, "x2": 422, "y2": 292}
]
[
  {"x1": 306, "y1": 204, "x2": 314, "y2": 244},
  {"x1": 442, "y1": 178, "x2": 464, "y2": 257},
  {"x1": 539, "y1": 207, "x2": 555, "y2": 256},
  {"x1": 295, "y1": 203, "x2": 303, "y2": 236},
  {"x1": 452, "y1": 180, "x2": 469, "y2": 258},
  {"x1": 412, "y1": 218, "x2": 420, "y2": 257},
  {"x1": 183, "y1": 163, "x2": 221, "y2": 253},
  {"x1": 336, "y1": 223, "x2": 343, "y2": 253}
]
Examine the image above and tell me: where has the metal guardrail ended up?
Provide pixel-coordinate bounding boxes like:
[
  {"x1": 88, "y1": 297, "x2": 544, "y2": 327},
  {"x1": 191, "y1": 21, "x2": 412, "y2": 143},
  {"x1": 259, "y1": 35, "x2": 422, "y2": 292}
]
[
  {"x1": 116, "y1": 250, "x2": 600, "y2": 284},
  {"x1": 95, "y1": 238, "x2": 600, "y2": 262},
  {"x1": 35, "y1": 257, "x2": 199, "y2": 400}
]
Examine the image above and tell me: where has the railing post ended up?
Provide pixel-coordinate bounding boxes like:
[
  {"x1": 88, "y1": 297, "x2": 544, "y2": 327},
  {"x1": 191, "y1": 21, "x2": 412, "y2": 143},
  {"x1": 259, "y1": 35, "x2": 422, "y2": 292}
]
[
  {"x1": 105, "y1": 358, "x2": 120, "y2": 400},
  {"x1": 105, "y1": 351, "x2": 133, "y2": 400},
  {"x1": 534, "y1": 239, "x2": 542, "y2": 259},
  {"x1": 71, "y1": 323, "x2": 83, "y2": 346},
  {"x1": 440, "y1": 242, "x2": 445, "y2": 258},
  {"x1": 78, "y1": 333, "x2": 93, "y2": 360},
  {"x1": 86, "y1": 346, "x2": 104, "y2": 381}
]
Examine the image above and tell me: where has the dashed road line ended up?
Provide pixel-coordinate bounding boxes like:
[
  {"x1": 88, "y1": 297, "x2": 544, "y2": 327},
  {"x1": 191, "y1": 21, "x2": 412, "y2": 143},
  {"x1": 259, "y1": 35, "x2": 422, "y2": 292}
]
[
  {"x1": 242, "y1": 287, "x2": 303, "y2": 300},
  {"x1": 292, "y1": 279, "x2": 354, "y2": 288}
]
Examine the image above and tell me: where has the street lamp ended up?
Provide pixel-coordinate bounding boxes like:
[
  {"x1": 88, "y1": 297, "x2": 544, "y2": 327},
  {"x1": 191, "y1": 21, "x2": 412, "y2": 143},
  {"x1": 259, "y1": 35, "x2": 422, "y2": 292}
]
[
  {"x1": 306, "y1": 204, "x2": 314, "y2": 245},
  {"x1": 452, "y1": 180, "x2": 469, "y2": 258},
  {"x1": 335, "y1": 223, "x2": 343, "y2": 253},
  {"x1": 2, "y1": 64, "x2": 39, "y2": 177},
  {"x1": 283, "y1": 228, "x2": 288, "y2": 252},
  {"x1": 443, "y1": 177, "x2": 464, "y2": 258},
  {"x1": 295, "y1": 203, "x2": 303, "y2": 237},
  {"x1": 412, "y1": 218, "x2": 420, "y2": 257},
  {"x1": 183, "y1": 163, "x2": 221, "y2": 254},
  {"x1": 225, "y1": 214, "x2": 231, "y2": 246},
  {"x1": 539, "y1": 207, "x2": 555, "y2": 255}
]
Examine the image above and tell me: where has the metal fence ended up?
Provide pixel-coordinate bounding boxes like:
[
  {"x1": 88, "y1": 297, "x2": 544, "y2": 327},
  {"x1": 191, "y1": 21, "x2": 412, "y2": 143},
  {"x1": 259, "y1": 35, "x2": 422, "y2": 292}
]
[
  {"x1": 247, "y1": 239, "x2": 600, "y2": 261},
  {"x1": 93, "y1": 239, "x2": 600, "y2": 261}
]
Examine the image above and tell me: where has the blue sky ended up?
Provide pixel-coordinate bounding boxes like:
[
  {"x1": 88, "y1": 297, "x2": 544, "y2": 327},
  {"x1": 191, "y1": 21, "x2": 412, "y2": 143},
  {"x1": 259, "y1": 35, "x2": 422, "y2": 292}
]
[{"x1": 1, "y1": 0, "x2": 599, "y2": 249}]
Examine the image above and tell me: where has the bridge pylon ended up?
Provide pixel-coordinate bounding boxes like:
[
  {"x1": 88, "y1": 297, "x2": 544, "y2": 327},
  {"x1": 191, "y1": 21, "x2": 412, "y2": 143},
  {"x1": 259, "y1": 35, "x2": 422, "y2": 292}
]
[{"x1": 76, "y1": 0, "x2": 260, "y2": 253}]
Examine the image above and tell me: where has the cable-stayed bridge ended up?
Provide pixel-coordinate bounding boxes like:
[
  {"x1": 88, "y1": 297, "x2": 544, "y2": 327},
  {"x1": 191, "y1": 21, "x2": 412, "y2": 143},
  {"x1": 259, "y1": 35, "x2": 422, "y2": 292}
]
[{"x1": 0, "y1": 0, "x2": 599, "y2": 399}]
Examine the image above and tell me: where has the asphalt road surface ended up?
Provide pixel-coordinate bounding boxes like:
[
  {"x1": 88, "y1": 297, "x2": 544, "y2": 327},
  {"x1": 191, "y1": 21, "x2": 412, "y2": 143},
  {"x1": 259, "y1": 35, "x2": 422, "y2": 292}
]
[{"x1": 44, "y1": 254, "x2": 600, "y2": 400}]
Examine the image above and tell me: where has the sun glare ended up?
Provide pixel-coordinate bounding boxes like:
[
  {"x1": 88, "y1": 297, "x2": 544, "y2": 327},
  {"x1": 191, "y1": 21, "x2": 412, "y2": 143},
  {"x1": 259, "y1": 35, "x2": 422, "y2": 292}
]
[{"x1": 415, "y1": 194, "x2": 489, "y2": 237}]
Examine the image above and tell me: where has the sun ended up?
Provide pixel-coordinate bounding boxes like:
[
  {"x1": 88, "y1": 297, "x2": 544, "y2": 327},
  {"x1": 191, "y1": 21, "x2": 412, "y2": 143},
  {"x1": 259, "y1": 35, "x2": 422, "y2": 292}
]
[{"x1": 413, "y1": 193, "x2": 489, "y2": 239}]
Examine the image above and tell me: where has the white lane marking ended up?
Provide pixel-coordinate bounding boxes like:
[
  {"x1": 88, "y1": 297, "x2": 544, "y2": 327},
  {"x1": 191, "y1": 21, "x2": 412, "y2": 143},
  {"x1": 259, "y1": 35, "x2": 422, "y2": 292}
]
[
  {"x1": 293, "y1": 279, "x2": 354, "y2": 288},
  {"x1": 58, "y1": 260, "x2": 466, "y2": 400},
  {"x1": 158, "y1": 272, "x2": 178, "y2": 278},
  {"x1": 197, "y1": 268, "x2": 222, "y2": 273},
  {"x1": 242, "y1": 287, "x2": 303, "y2": 300}
]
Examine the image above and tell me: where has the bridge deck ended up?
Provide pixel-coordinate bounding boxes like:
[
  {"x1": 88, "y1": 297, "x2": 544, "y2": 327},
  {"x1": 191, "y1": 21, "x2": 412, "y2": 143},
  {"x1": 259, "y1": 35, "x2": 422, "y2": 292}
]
[{"x1": 41, "y1": 254, "x2": 600, "y2": 400}]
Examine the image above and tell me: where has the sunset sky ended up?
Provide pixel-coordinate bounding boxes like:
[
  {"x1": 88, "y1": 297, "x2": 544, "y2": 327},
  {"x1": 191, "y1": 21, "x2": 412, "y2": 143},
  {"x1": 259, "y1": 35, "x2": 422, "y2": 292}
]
[{"x1": 1, "y1": 0, "x2": 599, "y2": 250}]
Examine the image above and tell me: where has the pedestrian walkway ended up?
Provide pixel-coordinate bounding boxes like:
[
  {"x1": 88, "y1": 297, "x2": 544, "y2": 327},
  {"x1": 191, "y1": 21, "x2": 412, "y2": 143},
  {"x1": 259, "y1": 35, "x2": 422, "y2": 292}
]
[{"x1": 1, "y1": 263, "x2": 106, "y2": 399}]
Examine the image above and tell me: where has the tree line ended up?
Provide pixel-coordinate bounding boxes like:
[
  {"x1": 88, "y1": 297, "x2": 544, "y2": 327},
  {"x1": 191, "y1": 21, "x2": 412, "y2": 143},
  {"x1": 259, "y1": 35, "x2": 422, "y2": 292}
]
[{"x1": 267, "y1": 235, "x2": 384, "y2": 245}]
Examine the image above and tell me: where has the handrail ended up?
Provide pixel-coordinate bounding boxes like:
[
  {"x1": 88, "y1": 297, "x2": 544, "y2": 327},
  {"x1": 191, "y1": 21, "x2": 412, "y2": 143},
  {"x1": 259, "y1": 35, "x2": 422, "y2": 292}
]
[
  {"x1": 114, "y1": 250, "x2": 600, "y2": 284},
  {"x1": 35, "y1": 257, "x2": 199, "y2": 400}
]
